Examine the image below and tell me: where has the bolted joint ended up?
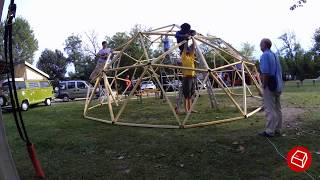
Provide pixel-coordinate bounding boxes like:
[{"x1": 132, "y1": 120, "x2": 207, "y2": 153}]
[{"x1": 179, "y1": 124, "x2": 185, "y2": 129}]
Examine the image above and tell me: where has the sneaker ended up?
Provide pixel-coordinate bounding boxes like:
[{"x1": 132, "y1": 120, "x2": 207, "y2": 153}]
[{"x1": 258, "y1": 131, "x2": 274, "y2": 137}]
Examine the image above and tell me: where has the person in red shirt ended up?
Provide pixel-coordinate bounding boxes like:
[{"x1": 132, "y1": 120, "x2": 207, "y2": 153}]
[{"x1": 124, "y1": 75, "x2": 132, "y2": 91}]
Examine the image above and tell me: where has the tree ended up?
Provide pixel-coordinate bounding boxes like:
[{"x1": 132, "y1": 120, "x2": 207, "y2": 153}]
[
  {"x1": 64, "y1": 34, "x2": 83, "y2": 70},
  {"x1": 83, "y1": 30, "x2": 100, "y2": 58},
  {"x1": 239, "y1": 42, "x2": 255, "y2": 60},
  {"x1": 290, "y1": 0, "x2": 307, "y2": 10},
  {"x1": 0, "y1": 17, "x2": 38, "y2": 64},
  {"x1": 277, "y1": 32, "x2": 314, "y2": 82},
  {"x1": 64, "y1": 34, "x2": 97, "y2": 80},
  {"x1": 37, "y1": 49, "x2": 68, "y2": 84},
  {"x1": 312, "y1": 27, "x2": 320, "y2": 55},
  {"x1": 278, "y1": 32, "x2": 300, "y2": 60}
]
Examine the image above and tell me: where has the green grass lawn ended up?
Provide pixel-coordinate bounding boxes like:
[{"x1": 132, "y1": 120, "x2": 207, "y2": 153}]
[{"x1": 2, "y1": 80, "x2": 320, "y2": 179}]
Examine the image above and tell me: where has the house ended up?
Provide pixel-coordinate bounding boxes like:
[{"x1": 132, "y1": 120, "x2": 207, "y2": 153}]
[{"x1": 14, "y1": 61, "x2": 49, "y2": 80}]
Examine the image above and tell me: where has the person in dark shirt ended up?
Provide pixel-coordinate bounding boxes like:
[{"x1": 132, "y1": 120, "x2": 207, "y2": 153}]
[{"x1": 175, "y1": 23, "x2": 196, "y2": 54}]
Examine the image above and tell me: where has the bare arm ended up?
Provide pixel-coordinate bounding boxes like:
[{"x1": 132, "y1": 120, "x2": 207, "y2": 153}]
[
  {"x1": 183, "y1": 41, "x2": 188, "y2": 52},
  {"x1": 190, "y1": 38, "x2": 196, "y2": 54}
]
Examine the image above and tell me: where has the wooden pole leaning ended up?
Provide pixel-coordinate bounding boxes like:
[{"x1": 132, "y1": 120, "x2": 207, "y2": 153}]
[
  {"x1": 243, "y1": 63, "x2": 263, "y2": 95},
  {"x1": 241, "y1": 62, "x2": 247, "y2": 116},
  {"x1": 103, "y1": 73, "x2": 115, "y2": 121},
  {"x1": 83, "y1": 86, "x2": 92, "y2": 116},
  {"x1": 139, "y1": 33, "x2": 150, "y2": 60},
  {"x1": 104, "y1": 73, "x2": 118, "y2": 106},
  {"x1": 84, "y1": 75, "x2": 102, "y2": 117}
]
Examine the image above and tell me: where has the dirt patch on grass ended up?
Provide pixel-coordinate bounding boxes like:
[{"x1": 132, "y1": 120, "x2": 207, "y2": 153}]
[
  {"x1": 282, "y1": 107, "x2": 305, "y2": 129},
  {"x1": 256, "y1": 107, "x2": 305, "y2": 129}
]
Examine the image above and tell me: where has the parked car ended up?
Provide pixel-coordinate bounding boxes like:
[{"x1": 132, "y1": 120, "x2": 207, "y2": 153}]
[
  {"x1": 140, "y1": 81, "x2": 157, "y2": 91},
  {"x1": 56, "y1": 80, "x2": 97, "y2": 101},
  {"x1": 0, "y1": 78, "x2": 54, "y2": 111}
]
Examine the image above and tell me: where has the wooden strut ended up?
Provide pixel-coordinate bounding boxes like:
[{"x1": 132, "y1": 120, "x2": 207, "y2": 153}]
[
  {"x1": 84, "y1": 115, "x2": 179, "y2": 129},
  {"x1": 148, "y1": 24, "x2": 176, "y2": 32},
  {"x1": 149, "y1": 67, "x2": 181, "y2": 125},
  {"x1": 184, "y1": 116, "x2": 244, "y2": 128},
  {"x1": 84, "y1": 75, "x2": 102, "y2": 116},
  {"x1": 211, "y1": 48, "x2": 254, "y2": 96},
  {"x1": 241, "y1": 62, "x2": 247, "y2": 115},
  {"x1": 88, "y1": 103, "x2": 108, "y2": 110},
  {"x1": 113, "y1": 66, "x2": 149, "y2": 123},
  {"x1": 84, "y1": 36, "x2": 136, "y2": 116},
  {"x1": 103, "y1": 73, "x2": 115, "y2": 121},
  {"x1": 195, "y1": 37, "x2": 255, "y2": 66},
  {"x1": 210, "y1": 71, "x2": 245, "y2": 115},
  {"x1": 246, "y1": 106, "x2": 263, "y2": 117},
  {"x1": 243, "y1": 63, "x2": 263, "y2": 95}
]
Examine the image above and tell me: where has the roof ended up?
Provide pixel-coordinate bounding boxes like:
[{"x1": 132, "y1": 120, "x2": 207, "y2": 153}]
[{"x1": 24, "y1": 61, "x2": 49, "y2": 78}]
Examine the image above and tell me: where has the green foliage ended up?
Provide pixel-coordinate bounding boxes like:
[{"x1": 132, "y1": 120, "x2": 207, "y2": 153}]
[
  {"x1": 278, "y1": 32, "x2": 319, "y2": 82},
  {"x1": 68, "y1": 55, "x2": 96, "y2": 80},
  {"x1": 64, "y1": 34, "x2": 96, "y2": 80},
  {"x1": 239, "y1": 42, "x2": 255, "y2": 60},
  {"x1": 37, "y1": 49, "x2": 68, "y2": 84},
  {"x1": 0, "y1": 17, "x2": 38, "y2": 64},
  {"x1": 64, "y1": 34, "x2": 83, "y2": 69},
  {"x1": 312, "y1": 27, "x2": 320, "y2": 55}
]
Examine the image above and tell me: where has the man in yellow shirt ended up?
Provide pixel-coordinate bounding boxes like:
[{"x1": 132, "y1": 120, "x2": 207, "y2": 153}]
[{"x1": 181, "y1": 38, "x2": 196, "y2": 113}]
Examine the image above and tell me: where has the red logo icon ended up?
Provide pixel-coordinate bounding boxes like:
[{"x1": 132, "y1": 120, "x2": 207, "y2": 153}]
[{"x1": 287, "y1": 146, "x2": 312, "y2": 172}]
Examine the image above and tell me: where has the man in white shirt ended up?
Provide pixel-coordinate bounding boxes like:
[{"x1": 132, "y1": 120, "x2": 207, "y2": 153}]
[{"x1": 89, "y1": 41, "x2": 112, "y2": 82}]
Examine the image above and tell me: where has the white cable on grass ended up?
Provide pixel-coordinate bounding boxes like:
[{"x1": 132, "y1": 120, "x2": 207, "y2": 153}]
[
  {"x1": 266, "y1": 137, "x2": 316, "y2": 180},
  {"x1": 266, "y1": 137, "x2": 287, "y2": 160}
]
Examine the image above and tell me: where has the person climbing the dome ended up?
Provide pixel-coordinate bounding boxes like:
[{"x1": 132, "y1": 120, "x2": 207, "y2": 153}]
[
  {"x1": 162, "y1": 35, "x2": 170, "y2": 52},
  {"x1": 181, "y1": 37, "x2": 197, "y2": 114},
  {"x1": 89, "y1": 41, "x2": 112, "y2": 82},
  {"x1": 175, "y1": 23, "x2": 196, "y2": 54}
]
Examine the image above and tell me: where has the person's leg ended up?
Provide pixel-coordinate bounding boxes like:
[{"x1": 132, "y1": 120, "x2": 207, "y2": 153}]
[
  {"x1": 184, "y1": 98, "x2": 188, "y2": 113},
  {"x1": 187, "y1": 98, "x2": 192, "y2": 112},
  {"x1": 275, "y1": 93, "x2": 282, "y2": 132},
  {"x1": 263, "y1": 88, "x2": 277, "y2": 135},
  {"x1": 182, "y1": 77, "x2": 188, "y2": 113}
]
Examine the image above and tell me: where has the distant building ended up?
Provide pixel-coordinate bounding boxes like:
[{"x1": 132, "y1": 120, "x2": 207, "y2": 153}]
[{"x1": 13, "y1": 61, "x2": 49, "y2": 80}]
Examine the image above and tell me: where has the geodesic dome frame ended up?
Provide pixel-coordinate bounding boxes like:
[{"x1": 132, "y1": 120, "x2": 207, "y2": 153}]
[{"x1": 83, "y1": 24, "x2": 263, "y2": 129}]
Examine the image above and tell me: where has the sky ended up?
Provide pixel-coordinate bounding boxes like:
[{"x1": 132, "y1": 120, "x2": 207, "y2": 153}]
[{"x1": 2, "y1": 0, "x2": 320, "y2": 67}]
